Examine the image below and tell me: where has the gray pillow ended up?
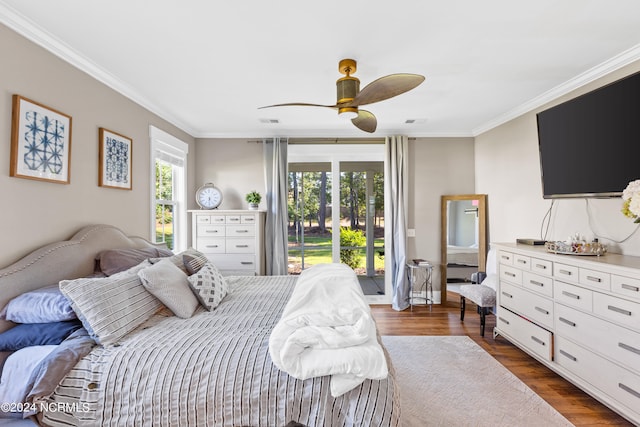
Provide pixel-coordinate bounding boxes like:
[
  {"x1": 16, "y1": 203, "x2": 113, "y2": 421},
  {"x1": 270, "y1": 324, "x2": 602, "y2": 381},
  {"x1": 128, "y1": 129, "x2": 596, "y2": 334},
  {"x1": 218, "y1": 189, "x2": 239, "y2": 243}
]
[
  {"x1": 138, "y1": 259, "x2": 199, "y2": 318},
  {"x1": 97, "y1": 247, "x2": 173, "y2": 276},
  {"x1": 183, "y1": 249, "x2": 209, "y2": 275}
]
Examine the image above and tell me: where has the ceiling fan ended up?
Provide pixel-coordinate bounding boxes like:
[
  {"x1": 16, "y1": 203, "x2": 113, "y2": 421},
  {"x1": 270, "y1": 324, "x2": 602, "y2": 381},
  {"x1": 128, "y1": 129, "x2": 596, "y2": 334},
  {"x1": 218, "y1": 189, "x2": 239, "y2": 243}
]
[{"x1": 259, "y1": 59, "x2": 425, "y2": 133}]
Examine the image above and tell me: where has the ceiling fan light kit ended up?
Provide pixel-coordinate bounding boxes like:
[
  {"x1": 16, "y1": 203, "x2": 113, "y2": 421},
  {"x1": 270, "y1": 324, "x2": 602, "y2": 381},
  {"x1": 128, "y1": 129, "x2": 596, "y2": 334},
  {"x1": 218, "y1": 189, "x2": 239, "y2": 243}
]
[{"x1": 260, "y1": 58, "x2": 425, "y2": 133}]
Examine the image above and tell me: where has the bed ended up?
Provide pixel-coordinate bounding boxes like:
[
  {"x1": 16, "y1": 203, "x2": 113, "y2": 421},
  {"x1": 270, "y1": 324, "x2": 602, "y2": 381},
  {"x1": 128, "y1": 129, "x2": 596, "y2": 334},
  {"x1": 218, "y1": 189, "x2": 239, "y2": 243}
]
[{"x1": 0, "y1": 224, "x2": 399, "y2": 427}]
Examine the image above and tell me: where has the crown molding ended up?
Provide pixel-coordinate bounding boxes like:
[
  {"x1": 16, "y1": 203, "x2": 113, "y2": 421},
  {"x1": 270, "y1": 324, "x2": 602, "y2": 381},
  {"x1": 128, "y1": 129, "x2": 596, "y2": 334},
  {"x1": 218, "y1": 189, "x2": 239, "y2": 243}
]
[
  {"x1": 0, "y1": 3, "x2": 198, "y2": 137},
  {"x1": 472, "y1": 43, "x2": 640, "y2": 136}
]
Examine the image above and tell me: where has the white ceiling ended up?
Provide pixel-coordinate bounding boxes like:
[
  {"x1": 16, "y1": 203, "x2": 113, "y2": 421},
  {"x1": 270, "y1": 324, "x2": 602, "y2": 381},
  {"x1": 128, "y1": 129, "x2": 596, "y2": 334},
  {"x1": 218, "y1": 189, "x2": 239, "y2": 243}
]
[{"x1": 2, "y1": 1, "x2": 640, "y2": 139}]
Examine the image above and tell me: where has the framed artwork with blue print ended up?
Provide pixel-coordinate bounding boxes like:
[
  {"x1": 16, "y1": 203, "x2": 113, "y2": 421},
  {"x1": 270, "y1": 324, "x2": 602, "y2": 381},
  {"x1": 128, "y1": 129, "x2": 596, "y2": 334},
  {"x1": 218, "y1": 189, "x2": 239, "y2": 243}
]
[
  {"x1": 10, "y1": 95, "x2": 72, "y2": 184},
  {"x1": 99, "y1": 127, "x2": 133, "y2": 190}
]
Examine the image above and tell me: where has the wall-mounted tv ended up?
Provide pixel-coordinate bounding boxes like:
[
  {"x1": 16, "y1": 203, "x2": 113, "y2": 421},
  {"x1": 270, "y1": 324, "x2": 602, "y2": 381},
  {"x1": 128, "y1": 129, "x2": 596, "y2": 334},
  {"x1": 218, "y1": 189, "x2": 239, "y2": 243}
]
[{"x1": 537, "y1": 70, "x2": 640, "y2": 199}]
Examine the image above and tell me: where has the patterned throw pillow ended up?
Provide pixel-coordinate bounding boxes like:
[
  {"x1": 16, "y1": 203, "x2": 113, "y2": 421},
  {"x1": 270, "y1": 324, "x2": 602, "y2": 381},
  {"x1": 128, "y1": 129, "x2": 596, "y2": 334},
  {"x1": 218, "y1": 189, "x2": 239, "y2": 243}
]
[
  {"x1": 187, "y1": 261, "x2": 229, "y2": 310},
  {"x1": 183, "y1": 249, "x2": 209, "y2": 275}
]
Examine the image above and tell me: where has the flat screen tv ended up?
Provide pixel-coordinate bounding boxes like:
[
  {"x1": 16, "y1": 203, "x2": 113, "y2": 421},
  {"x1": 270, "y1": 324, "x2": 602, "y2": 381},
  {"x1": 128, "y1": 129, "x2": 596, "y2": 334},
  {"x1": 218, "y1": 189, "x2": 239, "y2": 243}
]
[{"x1": 537, "y1": 70, "x2": 640, "y2": 198}]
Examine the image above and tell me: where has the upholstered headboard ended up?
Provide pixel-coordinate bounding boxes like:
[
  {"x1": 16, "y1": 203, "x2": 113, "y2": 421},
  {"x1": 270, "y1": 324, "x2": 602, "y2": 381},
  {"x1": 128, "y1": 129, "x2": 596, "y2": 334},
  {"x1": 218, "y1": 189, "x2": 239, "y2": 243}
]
[{"x1": 0, "y1": 224, "x2": 163, "y2": 332}]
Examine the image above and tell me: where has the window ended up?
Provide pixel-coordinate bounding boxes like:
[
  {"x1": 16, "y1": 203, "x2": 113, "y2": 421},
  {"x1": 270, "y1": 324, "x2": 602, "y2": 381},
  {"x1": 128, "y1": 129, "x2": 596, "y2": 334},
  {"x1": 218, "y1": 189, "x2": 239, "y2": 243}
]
[{"x1": 150, "y1": 126, "x2": 188, "y2": 251}]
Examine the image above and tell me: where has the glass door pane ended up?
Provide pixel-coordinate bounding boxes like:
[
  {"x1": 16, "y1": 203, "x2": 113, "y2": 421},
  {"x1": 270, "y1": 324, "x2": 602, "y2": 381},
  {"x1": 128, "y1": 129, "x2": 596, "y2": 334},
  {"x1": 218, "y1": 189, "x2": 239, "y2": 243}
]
[
  {"x1": 339, "y1": 162, "x2": 384, "y2": 295},
  {"x1": 287, "y1": 166, "x2": 332, "y2": 274}
]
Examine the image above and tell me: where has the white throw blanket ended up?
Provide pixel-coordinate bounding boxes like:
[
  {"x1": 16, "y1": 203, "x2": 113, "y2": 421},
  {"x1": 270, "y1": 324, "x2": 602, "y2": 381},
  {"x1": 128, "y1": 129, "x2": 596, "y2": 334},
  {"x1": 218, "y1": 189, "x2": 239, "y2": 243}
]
[{"x1": 269, "y1": 263, "x2": 388, "y2": 397}]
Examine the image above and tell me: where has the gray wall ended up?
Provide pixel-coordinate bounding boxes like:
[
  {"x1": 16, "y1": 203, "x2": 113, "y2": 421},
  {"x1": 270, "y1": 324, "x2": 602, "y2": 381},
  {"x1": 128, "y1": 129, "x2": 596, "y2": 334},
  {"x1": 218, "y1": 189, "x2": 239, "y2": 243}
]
[{"x1": 0, "y1": 23, "x2": 196, "y2": 267}]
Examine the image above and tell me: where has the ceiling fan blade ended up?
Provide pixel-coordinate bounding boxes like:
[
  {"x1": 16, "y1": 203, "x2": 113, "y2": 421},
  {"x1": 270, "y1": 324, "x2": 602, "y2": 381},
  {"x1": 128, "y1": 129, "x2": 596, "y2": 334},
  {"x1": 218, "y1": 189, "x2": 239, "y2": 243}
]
[
  {"x1": 352, "y1": 110, "x2": 377, "y2": 133},
  {"x1": 259, "y1": 102, "x2": 337, "y2": 109},
  {"x1": 350, "y1": 73, "x2": 425, "y2": 106}
]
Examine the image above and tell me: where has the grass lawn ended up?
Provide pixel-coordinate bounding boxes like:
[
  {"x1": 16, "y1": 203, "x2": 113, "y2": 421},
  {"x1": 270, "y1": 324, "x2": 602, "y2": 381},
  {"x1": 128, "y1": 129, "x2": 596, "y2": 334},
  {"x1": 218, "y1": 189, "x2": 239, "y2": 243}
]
[{"x1": 288, "y1": 235, "x2": 384, "y2": 271}]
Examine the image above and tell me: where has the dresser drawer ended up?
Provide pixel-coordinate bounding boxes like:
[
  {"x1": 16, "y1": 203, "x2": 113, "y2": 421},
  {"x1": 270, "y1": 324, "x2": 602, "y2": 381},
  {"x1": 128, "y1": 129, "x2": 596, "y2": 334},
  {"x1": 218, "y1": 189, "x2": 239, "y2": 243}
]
[
  {"x1": 498, "y1": 250, "x2": 514, "y2": 265},
  {"x1": 196, "y1": 215, "x2": 211, "y2": 224},
  {"x1": 514, "y1": 254, "x2": 531, "y2": 270},
  {"x1": 500, "y1": 282, "x2": 554, "y2": 329},
  {"x1": 497, "y1": 308, "x2": 553, "y2": 362},
  {"x1": 522, "y1": 271, "x2": 553, "y2": 298},
  {"x1": 226, "y1": 238, "x2": 256, "y2": 253},
  {"x1": 556, "y1": 336, "x2": 640, "y2": 418},
  {"x1": 555, "y1": 303, "x2": 640, "y2": 374},
  {"x1": 594, "y1": 294, "x2": 640, "y2": 331},
  {"x1": 197, "y1": 225, "x2": 226, "y2": 237},
  {"x1": 208, "y1": 254, "x2": 256, "y2": 272},
  {"x1": 531, "y1": 258, "x2": 553, "y2": 276},
  {"x1": 210, "y1": 215, "x2": 226, "y2": 224},
  {"x1": 241, "y1": 215, "x2": 257, "y2": 224},
  {"x1": 225, "y1": 215, "x2": 241, "y2": 224},
  {"x1": 579, "y1": 267, "x2": 610, "y2": 292},
  {"x1": 500, "y1": 265, "x2": 522, "y2": 285},
  {"x1": 226, "y1": 225, "x2": 256, "y2": 237},
  {"x1": 554, "y1": 280, "x2": 593, "y2": 312},
  {"x1": 554, "y1": 263, "x2": 579, "y2": 282},
  {"x1": 195, "y1": 238, "x2": 226, "y2": 253},
  {"x1": 612, "y1": 274, "x2": 640, "y2": 302}
]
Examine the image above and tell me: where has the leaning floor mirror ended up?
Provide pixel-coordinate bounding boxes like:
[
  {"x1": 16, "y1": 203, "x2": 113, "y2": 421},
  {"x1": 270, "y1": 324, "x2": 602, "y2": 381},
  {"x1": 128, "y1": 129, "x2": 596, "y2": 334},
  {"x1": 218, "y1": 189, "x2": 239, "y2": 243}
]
[{"x1": 440, "y1": 194, "x2": 487, "y2": 303}]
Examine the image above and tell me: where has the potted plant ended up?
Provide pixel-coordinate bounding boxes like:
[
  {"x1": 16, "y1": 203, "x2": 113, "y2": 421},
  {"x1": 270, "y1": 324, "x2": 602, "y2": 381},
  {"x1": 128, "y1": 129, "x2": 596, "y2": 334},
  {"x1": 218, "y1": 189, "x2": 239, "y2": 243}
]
[{"x1": 246, "y1": 191, "x2": 262, "y2": 210}]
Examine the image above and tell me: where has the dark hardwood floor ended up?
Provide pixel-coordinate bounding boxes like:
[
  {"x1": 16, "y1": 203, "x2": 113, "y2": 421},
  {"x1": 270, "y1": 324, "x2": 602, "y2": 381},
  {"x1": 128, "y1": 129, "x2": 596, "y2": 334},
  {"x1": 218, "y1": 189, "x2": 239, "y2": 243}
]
[{"x1": 371, "y1": 292, "x2": 634, "y2": 427}]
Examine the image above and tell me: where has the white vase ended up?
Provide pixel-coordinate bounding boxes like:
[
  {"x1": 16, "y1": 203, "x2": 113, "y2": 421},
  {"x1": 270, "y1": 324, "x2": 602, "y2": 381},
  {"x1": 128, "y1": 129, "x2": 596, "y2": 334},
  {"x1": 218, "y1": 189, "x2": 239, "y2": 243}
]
[{"x1": 249, "y1": 203, "x2": 259, "y2": 210}]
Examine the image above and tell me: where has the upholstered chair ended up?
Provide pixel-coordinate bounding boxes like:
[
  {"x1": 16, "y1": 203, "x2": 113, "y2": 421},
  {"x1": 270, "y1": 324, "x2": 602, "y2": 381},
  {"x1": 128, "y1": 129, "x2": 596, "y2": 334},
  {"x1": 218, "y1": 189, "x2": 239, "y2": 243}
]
[{"x1": 459, "y1": 249, "x2": 497, "y2": 337}]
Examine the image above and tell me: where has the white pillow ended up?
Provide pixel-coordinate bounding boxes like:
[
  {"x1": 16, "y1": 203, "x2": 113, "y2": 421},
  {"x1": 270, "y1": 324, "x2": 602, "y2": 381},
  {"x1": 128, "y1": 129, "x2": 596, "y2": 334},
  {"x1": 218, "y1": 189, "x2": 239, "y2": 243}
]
[
  {"x1": 138, "y1": 259, "x2": 199, "y2": 318},
  {"x1": 187, "y1": 261, "x2": 230, "y2": 310},
  {"x1": 0, "y1": 345, "x2": 57, "y2": 418},
  {"x1": 59, "y1": 260, "x2": 162, "y2": 346}
]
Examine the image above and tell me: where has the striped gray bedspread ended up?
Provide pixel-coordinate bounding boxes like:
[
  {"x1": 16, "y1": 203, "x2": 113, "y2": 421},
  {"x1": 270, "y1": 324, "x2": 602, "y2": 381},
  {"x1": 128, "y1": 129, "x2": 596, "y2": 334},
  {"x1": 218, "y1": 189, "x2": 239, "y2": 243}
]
[{"x1": 40, "y1": 275, "x2": 400, "y2": 427}]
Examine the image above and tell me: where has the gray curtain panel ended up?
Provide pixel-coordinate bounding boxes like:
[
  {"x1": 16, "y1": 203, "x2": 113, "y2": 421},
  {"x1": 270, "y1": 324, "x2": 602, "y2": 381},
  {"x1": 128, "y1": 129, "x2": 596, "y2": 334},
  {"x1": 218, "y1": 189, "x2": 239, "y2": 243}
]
[
  {"x1": 385, "y1": 136, "x2": 409, "y2": 310},
  {"x1": 263, "y1": 137, "x2": 289, "y2": 275}
]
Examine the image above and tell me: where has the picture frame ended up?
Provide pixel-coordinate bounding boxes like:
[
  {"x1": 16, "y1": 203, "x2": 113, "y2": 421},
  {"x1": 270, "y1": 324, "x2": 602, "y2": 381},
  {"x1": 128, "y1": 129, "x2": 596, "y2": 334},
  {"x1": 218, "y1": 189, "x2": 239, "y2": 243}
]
[
  {"x1": 99, "y1": 128, "x2": 133, "y2": 190},
  {"x1": 10, "y1": 95, "x2": 72, "y2": 184}
]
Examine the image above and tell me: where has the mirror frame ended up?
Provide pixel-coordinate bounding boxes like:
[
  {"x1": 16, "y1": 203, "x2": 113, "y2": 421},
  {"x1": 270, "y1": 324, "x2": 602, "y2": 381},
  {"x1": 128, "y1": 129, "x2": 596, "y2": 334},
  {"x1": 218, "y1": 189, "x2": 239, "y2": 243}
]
[{"x1": 440, "y1": 194, "x2": 487, "y2": 303}]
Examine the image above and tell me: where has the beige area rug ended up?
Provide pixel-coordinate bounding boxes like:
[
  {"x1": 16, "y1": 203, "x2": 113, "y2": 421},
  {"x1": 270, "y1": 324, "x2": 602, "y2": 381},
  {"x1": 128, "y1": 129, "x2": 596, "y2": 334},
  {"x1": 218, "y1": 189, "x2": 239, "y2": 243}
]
[{"x1": 382, "y1": 336, "x2": 575, "y2": 427}]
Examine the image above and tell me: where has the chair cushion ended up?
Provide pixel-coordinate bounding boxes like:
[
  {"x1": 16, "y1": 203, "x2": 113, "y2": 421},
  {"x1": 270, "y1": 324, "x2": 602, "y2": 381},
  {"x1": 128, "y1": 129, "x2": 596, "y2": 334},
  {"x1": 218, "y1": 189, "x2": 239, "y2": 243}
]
[{"x1": 459, "y1": 284, "x2": 496, "y2": 307}]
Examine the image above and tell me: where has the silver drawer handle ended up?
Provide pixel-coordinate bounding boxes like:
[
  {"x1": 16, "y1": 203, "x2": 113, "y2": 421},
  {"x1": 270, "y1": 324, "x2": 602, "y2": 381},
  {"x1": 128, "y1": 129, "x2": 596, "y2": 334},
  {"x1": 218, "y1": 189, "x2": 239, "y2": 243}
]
[
  {"x1": 498, "y1": 317, "x2": 510, "y2": 325},
  {"x1": 501, "y1": 255, "x2": 510, "y2": 260},
  {"x1": 531, "y1": 336, "x2": 545, "y2": 346},
  {"x1": 205, "y1": 245, "x2": 219, "y2": 248},
  {"x1": 535, "y1": 306, "x2": 549, "y2": 315},
  {"x1": 621, "y1": 283, "x2": 640, "y2": 292},
  {"x1": 561, "y1": 290, "x2": 580, "y2": 300},
  {"x1": 586, "y1": 275, "x2": 602, "y2": 283},
  {"x1": 559, "y1": 269, "x2": 573, "y2": 276},
  {"x1": 235, "y1": 230, "x2": 249, "y2": 233},
  {"x1": 517, "y1": 259, "x2": 527, "y2": 264},
  {"x1": 206, "y1": 230, "x2": 219, "y2": 233},
  {"x1": 501, "y1": 291, "x2": 513, "y2": 299},
  {"x1": 608, "y1": 305, "x2": 632, "y2": 316},
  {"x1": 559, "y1": 317, "x2": 576, "y2": 327},
  {"x1": 236, "y1": 245, "x2": 249, "y2": 248},
  {"x1": 529, "y1": 280, "x2": 544, "y2": 287},
  {"x1": 240, "y1": 261, "x2": 254, "y2": 265},
  {"x1": 619, "y1": 383, "x2": 640, "y2": 399},
  {"x1": 619, "y1": 342, "x2": 640, "y2": 356},
  {"x1": 535, "y1": 264, "x2": 547, "y2": 270},
  {"x1": 559, "y1": 349, "x2": 577, "y2": 362},
  {"x1": 504, "y1": 272, "x2": 516, "y2": 278}
]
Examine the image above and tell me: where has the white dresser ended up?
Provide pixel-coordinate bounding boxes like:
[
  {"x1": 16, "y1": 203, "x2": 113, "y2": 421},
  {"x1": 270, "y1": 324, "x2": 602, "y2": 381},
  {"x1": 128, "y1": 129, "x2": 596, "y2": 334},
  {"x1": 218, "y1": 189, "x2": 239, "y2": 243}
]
[
  {"x1": 189, "y1": 210, "x2": 265, "y2": 275},
  {"x1": 493, "y1": 243, "x2": 640, "y2": 425}
]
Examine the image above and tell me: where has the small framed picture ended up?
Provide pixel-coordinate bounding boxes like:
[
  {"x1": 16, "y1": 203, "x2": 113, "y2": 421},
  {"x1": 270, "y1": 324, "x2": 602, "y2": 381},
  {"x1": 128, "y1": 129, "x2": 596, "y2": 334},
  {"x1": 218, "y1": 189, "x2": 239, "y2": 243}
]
[
  {"x1": 99, "y1": 128, "x2": 133, "y2": 190},
  {"x1": 10, "y1": 95, "x2": 72, "y2": 184}
]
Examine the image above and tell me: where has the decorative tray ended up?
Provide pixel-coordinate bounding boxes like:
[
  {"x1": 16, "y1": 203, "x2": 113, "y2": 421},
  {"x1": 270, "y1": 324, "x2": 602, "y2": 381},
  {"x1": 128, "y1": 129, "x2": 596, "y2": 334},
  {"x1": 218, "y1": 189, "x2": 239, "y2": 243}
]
[{"x1": 545, "y1": 241, "x2": 607, "y2": 256}]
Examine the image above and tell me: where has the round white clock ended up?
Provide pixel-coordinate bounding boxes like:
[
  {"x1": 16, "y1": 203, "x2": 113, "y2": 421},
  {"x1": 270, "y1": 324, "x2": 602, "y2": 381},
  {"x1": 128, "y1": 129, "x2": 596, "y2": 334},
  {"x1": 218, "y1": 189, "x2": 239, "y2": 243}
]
[{"x1": 195, "y1": 183, "x2": 223, "y2": 209}]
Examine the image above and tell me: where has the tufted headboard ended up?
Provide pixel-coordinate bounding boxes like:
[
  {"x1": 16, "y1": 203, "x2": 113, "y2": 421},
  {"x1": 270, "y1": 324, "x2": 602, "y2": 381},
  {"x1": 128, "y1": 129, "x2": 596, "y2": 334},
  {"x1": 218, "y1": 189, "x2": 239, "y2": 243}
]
[{"x1": 0, "y1": 224, "x2": 164, "y2": 333}]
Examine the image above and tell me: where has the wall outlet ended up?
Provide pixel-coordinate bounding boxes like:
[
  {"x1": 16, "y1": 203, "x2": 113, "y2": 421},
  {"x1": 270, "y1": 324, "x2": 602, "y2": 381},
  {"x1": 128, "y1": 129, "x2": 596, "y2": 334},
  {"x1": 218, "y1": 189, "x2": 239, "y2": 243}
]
[{"x1": 407, "y1": 228, "x2": 416, "y2": 237}]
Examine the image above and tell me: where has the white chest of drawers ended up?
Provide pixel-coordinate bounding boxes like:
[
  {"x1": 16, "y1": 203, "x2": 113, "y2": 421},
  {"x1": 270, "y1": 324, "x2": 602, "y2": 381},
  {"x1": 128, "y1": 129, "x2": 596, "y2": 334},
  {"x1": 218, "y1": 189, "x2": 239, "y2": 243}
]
[
  {"x1": 493, "y1": 243, "x2": 640, "y2": 425},
  {"x1": 189, "y1": 210, "x2": 265, "y2": 275}
]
